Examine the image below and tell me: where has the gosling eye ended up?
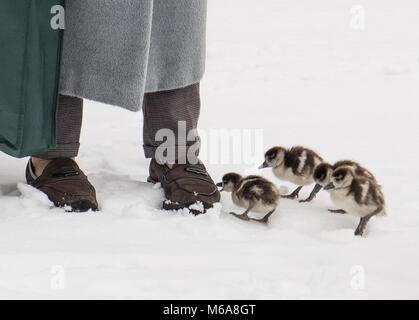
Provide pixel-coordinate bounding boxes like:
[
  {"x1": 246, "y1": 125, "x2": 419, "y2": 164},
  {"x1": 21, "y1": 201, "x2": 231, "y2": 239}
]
[{"x1": 335, "y1": 174, "x2": 344, "y2": 181}]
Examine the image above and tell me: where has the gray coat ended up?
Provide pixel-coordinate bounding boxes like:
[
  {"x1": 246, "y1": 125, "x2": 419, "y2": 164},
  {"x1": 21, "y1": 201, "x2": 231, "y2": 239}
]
[{"x1": 59, "y1": 0, "x2": 207, "y2": 111}]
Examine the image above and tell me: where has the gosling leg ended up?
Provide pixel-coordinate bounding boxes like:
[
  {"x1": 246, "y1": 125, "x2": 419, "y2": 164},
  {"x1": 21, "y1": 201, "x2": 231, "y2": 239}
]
[
  {"x1": 230, "y1": 202, "x2": 255, "y2": 221},
  {"x1": 250, "y1": 209, "x2": 276, "y2": 224},
  {"x1": 282, "y1": 186, "x2": 303, "y2": 200},
  {"x1": 354, "y1": 207, "x2": 383, "y2": 236},
  {"x1": 300, "y1": 184, "x2": 322, "y2": 203}
]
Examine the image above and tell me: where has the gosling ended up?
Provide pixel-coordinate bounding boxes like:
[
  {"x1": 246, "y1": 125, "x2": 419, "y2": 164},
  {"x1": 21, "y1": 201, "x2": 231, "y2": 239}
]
[
  {"x1": 259, "y1": 146, "x2": 323, "y2": 202},
  {"x1": 312, "y1": 160, "x2": 377, "y2": 213},
  {"x1": 324, "y1": 166, "x2": 385, "y2": 236},
  {"x1": 217, "y1": 173, "x2": 280, "y2": 224}
]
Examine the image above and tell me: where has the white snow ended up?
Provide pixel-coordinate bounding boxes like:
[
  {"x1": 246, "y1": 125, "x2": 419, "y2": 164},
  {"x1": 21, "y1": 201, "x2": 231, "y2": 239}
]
[{"x1": 1, "y1": 0, "x2": 419, "y2": 299}]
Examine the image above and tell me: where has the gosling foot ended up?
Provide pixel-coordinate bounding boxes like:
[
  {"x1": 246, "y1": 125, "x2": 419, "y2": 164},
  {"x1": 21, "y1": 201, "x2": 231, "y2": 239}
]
[
  {"x1": 328, "y1": 209, "x2": 347, "y2": 214},
  {"x1": 281, "y1": 186, "x2": 303, "y2": 200}
]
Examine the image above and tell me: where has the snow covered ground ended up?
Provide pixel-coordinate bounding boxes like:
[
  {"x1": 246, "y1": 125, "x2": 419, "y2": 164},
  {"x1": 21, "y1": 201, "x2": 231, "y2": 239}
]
[{"x1": 1, "y1": 0, "x2": 419, "y2": 299}]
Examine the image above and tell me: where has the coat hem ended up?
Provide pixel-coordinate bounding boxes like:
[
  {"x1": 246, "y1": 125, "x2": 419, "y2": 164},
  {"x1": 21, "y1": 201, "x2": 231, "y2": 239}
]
[{"x1": 59, "y1": 72, "x2": 205, "y2": 112}]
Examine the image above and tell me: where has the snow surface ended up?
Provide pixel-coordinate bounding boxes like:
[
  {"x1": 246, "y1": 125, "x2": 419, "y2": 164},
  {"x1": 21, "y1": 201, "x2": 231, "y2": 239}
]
[{"x1": 1, "y1": 0, "x2": 419, "y2": 299}]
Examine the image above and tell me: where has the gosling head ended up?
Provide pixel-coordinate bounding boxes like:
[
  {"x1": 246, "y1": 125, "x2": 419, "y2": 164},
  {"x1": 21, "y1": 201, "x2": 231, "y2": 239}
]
[
  {"x1": 324, "y1": 166, "x2": 355, "y2": 190},
  {"x1": 313, "y1": 162, "x2": 333, "y2": 187},
  {"x1": 216, "y1": 173, "x2": 243, "y2": 192},
  {"x1": 259, "y1": 146, "x2": 286, "y2": 169}
]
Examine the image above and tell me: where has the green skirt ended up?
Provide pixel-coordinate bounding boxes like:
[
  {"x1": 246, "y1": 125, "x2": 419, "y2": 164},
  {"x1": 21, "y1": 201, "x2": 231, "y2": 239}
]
[{"x1": 0, "y1": 0, "x2": 64, "y2": 158}]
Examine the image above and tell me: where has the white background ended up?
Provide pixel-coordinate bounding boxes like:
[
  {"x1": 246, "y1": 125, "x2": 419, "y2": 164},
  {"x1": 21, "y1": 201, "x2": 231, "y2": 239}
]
[{"x1": 0, "y1": 0, "x2": 418, "y2": 299}]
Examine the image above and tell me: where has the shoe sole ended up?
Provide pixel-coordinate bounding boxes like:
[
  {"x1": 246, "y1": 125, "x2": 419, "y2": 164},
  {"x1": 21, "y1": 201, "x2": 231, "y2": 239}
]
[
  {"x1": 147, "y1": 176, "x2": 158, "y2": 184},
  {"x1": 68, "y1": 200, "x2": 99, "y2": 213},
  {"x1": 162, "y1": 200, "x2": 214, "y2": 216},
  {"x1": 148, "y1": 176, "x2": 214, "y2": 215}
]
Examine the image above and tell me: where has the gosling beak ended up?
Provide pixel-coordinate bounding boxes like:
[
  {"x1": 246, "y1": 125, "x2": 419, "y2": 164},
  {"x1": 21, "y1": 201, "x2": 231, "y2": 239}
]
[
  {"x1": 216, "y1": 182, "x2": 224, "y2": 191},
  {"x1": 324, "y1": 183, "x2": 335, "y2": 190},
  {"x1": 313, "y1": 183, "x2": 323, "y2": 193},
  {"x1": 258, "y1": 161, "x2": 268, "y2": 169}
]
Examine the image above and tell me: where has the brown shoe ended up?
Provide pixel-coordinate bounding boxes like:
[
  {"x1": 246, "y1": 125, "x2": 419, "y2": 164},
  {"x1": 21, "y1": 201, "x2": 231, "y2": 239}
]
[
  {"x1": 26, "y1": 158, "x2": 98, "y2": 212},
  {"x1": 148, "y1": 159, "x2": 220, "y2": 215}
]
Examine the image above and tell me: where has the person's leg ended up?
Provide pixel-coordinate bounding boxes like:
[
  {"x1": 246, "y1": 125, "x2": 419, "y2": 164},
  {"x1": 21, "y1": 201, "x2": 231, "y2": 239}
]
[
  {"x1": 26, "y1": 94, "x2": 98, "y2": 212},
  {"x1": 143, "y1": 83, "x2": 220, "y2": 214},
  {"x1": 32, "y1": 94, "x2": 83, "y2": 176},
  {"x1": 142, "y1": 83, "x2": 201, "y2": 165}
]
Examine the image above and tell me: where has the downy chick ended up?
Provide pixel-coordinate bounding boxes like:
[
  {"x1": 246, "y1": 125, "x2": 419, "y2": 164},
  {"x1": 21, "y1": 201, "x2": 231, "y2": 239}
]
[
  {"x1": 216, "y1": 173, "x2": 280, "y2": 224},
  {"x1": 259, "y1": 146, "x2": 323, "y2": 202},
  {"x1": 307, "y1": 160, "x2": 377, "y2": 209},
  {"x1": 324, "y1": 166, "x2": 385, "y2": 236}
]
